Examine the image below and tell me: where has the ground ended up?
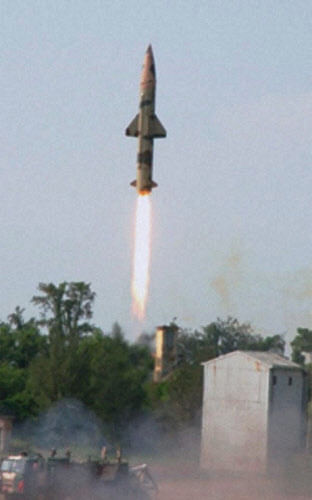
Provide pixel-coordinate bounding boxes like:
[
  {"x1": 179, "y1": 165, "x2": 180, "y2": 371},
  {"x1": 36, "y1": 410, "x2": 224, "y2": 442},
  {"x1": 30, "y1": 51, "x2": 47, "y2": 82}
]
[
  {"x1": 1, "y1": 453, "x2": 312, "y2": 499},
  {"x1": 152, "y1": 462, "x2": 312, "y2": 500}
]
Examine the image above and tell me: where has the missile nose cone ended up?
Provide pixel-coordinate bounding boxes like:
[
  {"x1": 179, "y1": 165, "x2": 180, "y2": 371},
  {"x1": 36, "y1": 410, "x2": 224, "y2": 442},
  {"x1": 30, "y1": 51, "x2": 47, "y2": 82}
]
[{"x1": 141, "y1": 45, "x2": 156, "y2": 89}]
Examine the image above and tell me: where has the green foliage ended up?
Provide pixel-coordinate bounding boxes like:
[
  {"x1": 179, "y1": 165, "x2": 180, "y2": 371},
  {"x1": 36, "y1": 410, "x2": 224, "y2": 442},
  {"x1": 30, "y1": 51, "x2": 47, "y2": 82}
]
[
  {"x1": 291, "y1": 328, "x2": 312, "y2": 364},
  {"x1": 200, "y1": 317, "x2": 285, "y2": 357},
  {"x1": 0, "y1": 283, "x2": 293, "y2": 443},
  {"x1": 84, "y1": 331, "x2": 150, "y2": 426},
  {"x1": 0, "y1": 308, "x2": 48, "y2": 420},
  {"x1": 146, "y1": 380, "x2": 169, "y2": 406},
  {"x1": 0, "y1": 311, "x2": 46, "y2": 369},
  {"x1": 176, "y1": 327, "x2": 216, "y2": 364},
  {"x1": 32, "y1": 282, "x2": 95, "y2": 341},
  {"x1": 0, "y1": 363, "x2": 37, "y2": 419},
  {"x1": 0, "y1": 363, "x2": 25, "y2": 399},
  {"x1": 165, "y1": 363, "x2": 202, "y2": 430},
  {"x1": 29, "y1": 282, "x2": 96, "y2": 401},
  {"x1": 0, "y1": 323, "x2": 16, "y2": 364},
  {"x1": 28, "y1": 285, "x2": 152, "y2": 437}
]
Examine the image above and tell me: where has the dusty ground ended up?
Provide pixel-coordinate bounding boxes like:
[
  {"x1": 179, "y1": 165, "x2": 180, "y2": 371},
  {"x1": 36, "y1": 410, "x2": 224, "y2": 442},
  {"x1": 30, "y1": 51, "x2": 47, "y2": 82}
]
[
  {"x1": 1, "y1": 457, "x2": 311, "y2": 499},
  {"x1": 152, "y1": 463, "x2": 312, "y2": 500},
  {"x1": 0, "y1": 470, "x2": 310, "y2": 500}
]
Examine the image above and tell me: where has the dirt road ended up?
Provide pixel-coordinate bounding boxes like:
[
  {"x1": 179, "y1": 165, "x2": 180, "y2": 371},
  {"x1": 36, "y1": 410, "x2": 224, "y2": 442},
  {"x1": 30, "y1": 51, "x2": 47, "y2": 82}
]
[{"x1": 153, "y1": 463, "x2": 312, "y2": 500}]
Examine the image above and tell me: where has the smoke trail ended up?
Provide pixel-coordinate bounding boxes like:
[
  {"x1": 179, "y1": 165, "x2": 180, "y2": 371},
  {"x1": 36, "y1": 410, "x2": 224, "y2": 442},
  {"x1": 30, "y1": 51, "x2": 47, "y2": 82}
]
[{"x1": 131, "y1": 194, "x2": 152, "y2": 320}]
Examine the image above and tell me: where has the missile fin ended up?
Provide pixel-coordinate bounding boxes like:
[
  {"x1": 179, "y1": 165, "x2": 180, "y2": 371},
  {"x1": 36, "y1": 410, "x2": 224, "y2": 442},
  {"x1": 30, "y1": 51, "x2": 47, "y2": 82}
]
[
  {"x1": 126, "y1": 115, "x2": 139, "y2": 137},
  {"x1": 150, "y1": 115, "x2": 166, "y2": 138},
  {"x1": 151, "y1": 181, "x2": 158, "y2": 188},
  {"x1": 130, "y1": 180, "x2": 137, "y2": 187}
]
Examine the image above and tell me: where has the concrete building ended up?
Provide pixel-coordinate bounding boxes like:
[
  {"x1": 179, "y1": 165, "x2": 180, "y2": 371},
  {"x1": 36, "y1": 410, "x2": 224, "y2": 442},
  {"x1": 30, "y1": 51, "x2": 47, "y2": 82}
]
[
  {"x1": 201, "y1": 351, "x2": 306, "y2": 473},
  {"x1": 153, "y1": 325, "x2": 177, "y2": 382},
  {"x1": 302, "y1": 351, "x2": 312, "y2": 364}
]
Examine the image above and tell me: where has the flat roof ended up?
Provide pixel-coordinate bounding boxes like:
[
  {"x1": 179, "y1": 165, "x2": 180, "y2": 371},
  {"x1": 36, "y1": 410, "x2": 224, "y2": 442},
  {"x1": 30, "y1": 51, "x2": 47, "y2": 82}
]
[{"x1": 202, "y1": 350, "x2": 302, "y2": 370}]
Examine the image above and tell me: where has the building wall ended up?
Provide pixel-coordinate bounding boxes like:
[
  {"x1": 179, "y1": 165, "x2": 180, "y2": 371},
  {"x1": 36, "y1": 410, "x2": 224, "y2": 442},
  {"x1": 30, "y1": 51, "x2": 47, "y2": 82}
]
[
  {"x1": 201, "y1": 353, "x2": 270, "y2": 472},
  {"x1": 153, "y1": 328, "x2": 164, "y2": 382},
  {"x1": 267, "y1": 369, "x2": 305, "y2": 465},
  {"x1": 153, "y1": 326, "x2": 177, "y2": 382}
]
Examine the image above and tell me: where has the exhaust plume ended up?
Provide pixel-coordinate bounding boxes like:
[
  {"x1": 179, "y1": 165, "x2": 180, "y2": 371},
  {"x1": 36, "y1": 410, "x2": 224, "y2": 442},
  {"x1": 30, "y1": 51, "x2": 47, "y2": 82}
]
[{"x1": 131, "y1": 194, "x2": 152, "y2": 320}]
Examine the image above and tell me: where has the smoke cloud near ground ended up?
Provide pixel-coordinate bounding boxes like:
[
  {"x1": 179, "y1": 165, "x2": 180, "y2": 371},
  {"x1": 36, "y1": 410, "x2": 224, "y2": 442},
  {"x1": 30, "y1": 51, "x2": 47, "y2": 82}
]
[
  {"x1": 122, "y1": 389, "x2": 312, "y2": 499},
  {"x1": 11, "y1": 399, "x2": 157, "y2": 499},
  {"x1": 124, "y1": 412, "x2": 201, "y2": 464},
  {"x1": 8, "y1": 398, "x2": 312, "y2": 499},
  {"x1": 15, "y1": 399, "x2": 106, "y2": 452}
]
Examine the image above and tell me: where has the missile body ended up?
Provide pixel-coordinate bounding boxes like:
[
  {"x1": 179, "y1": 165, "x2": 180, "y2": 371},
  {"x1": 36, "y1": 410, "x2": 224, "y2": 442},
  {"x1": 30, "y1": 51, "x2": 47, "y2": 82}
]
[{"x1": 126, "y1": 45, "x2": 166, "y2": 195}]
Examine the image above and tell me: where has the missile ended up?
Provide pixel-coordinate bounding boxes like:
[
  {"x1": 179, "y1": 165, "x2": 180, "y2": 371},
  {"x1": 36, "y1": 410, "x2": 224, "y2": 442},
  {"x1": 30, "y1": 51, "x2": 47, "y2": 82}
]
[{"x1": 126, "y1": 45, "x2": 166, "y2": 195}]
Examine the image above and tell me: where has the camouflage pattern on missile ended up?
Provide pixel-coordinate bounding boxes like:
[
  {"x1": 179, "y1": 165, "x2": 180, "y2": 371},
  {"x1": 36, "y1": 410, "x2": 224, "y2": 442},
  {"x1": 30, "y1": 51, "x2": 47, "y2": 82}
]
[{"x1": 126, "y1": 45, "x2": 166, "y2": 195}]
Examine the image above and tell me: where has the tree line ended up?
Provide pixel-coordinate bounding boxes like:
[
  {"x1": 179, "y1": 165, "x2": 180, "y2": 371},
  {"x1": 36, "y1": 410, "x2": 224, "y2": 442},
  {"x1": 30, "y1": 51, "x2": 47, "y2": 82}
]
[{"x1": 0, "y1": 281, "x2": 310, "y2": 441}]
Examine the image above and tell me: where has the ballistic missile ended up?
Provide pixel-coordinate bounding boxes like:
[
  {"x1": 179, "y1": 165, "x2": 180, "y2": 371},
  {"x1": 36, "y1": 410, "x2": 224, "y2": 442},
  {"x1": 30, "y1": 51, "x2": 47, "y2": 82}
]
[{"x1": 126, "y1": 45, "x2": 166, "y2": 195}]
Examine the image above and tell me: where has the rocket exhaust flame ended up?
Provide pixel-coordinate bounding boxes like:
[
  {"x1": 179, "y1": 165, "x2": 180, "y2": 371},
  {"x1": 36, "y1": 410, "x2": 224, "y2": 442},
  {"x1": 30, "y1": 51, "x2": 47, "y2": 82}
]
[{"x1": 132, "y1": 194, "x2": 152, "y2": 320}]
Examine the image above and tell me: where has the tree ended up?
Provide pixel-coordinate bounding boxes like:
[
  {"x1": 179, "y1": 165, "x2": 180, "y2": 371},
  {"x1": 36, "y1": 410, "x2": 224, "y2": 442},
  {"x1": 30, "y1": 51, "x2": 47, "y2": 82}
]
[
  {"x1": 0, "y1": 286, "x2": 153, "y2": 428},
  {"x1": 66, "y1": 327, "x2": 152, "y2": 439},
  {"x1": 9, "y1": 307, "x2": 47, "y2": 369},
  {"x1": 32, "y1": 282, "x2": 95, "y2": 343},
  {"x1": 176, "y1": 327, "x2": 215, "y2": 364},
  {"x1": 0, "y1": 308, "x2": 47, "y2": 420},
  {"x1": 0, "y1": 361, "x2": 38, "y2": 420},
  {"x1": 291, "y1": 328, "x2": 312, "y2": 364},
  {"x1": 201, "y1": 317, "x2": 285, "y2": 357},
  {"x1": 30, "y1": 282, "x2": 96, "y2": 401},
  {"x1": 111, "y1": 322, "x2": 124, "y2": 341},
  {"x1": 0, "y1": 308, "x2": 46, "y2": 368},
  {"x1": 0, "y1": 323, "x2": 16, "y2": 365}
]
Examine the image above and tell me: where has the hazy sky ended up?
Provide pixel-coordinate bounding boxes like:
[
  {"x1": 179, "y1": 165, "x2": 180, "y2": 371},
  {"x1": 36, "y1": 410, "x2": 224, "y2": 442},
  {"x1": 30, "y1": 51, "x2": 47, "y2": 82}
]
[{"x1": 1, "y1": 1, "x2": 312, "y2": 343}]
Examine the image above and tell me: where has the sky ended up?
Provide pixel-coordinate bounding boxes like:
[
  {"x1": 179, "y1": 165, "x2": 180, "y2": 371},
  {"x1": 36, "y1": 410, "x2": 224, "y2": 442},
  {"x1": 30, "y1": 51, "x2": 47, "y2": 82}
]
[{"x1": 1, "y1": 1, "x2": 312, "y2": 344}]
